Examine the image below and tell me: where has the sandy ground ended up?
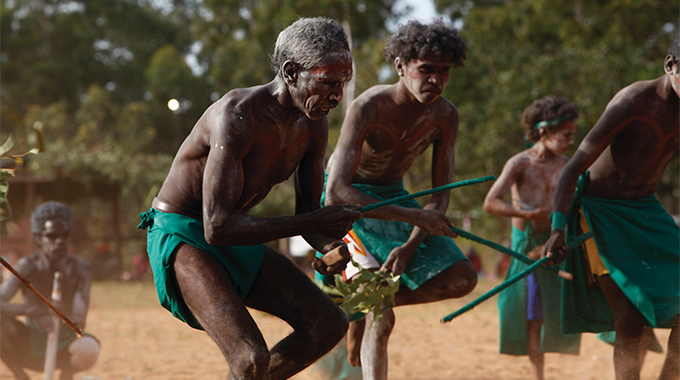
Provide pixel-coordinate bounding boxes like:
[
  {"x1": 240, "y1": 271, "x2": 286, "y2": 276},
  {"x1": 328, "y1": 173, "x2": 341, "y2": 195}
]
[{"x1": 0, "y1": 279, "x2": 672, "y2": 380}]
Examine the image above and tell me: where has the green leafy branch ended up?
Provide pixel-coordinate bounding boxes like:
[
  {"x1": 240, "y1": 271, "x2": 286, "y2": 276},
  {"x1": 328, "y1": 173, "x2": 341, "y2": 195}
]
[
  {"x1": 319, "y1": 259, "x2": 401, "y2": 325},
  {"x1": 1, "y1": 122, "x2": 45, "y2": 221}
]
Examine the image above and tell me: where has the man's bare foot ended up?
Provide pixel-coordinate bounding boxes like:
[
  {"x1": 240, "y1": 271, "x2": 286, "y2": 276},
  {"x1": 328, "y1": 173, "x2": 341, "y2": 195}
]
[{"x1": 347, "y1": 319, "x2": 365, "y2": 367}]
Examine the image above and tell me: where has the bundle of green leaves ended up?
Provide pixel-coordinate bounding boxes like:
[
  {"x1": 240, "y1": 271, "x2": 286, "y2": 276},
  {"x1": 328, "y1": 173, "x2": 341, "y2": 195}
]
[
  {"x1": 1, "y1": 122, "x2": 44, "y2": 221},
  {"x1": 318, "y1": 259, "x2": 400, "y2": 325}
]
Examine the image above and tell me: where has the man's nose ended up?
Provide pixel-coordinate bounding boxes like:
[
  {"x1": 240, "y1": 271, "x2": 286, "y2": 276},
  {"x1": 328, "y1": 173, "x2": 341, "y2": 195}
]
[
  {"x1": 429, "y1": 75, "x2": 443, "y2": 85},
  {"x1": 329, "y1": 89, "x2": 343, "y2": 103}
]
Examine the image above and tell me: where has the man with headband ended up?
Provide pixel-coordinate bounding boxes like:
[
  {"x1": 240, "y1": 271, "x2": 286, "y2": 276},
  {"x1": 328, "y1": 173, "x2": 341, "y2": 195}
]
[
  {"x1": 484, "y1": 96, "x2": 581, "y2": 380},
  {"x1": 543, "y1": 35, "x2": 679, "y2": 379}
]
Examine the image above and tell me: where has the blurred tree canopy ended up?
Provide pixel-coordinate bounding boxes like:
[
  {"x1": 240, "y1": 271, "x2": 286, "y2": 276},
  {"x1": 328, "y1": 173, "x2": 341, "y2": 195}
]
[
  {"x1": 1, "y1": 0, "x2": 402, "y2": 224},
  {"x1": 1, "y1": 0, "x2": 677, "y2": 247}
]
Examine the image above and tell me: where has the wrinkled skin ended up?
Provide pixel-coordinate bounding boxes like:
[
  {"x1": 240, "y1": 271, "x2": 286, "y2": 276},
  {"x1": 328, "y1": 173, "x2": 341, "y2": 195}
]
[
  {"x1": 0, "y1": 219, "x2": 93, "y2": 380},
  {"x1": 153, "y1": 50, "x2": 363, "y2": 380},
  {"x1": 324, "y1": 55, "x2": 477, "y2": 379},
  {"x1": 483, "y1": 120, "x2": 576, "y2": 380},
  {"x1": 543, "y1": 56, "x2": 680, "y2": 380}
]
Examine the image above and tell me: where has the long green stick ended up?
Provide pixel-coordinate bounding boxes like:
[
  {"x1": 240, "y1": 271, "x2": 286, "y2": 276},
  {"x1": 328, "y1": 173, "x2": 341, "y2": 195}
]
[
  {"x1": 441, "y1": 231, "x2": 593, "y2": 323},
  {"x1": 451, "y1": 226, "x2": 572, "y2": 280},
  {"x1": 358, "y1": 175, "x2": 496, "y2": 213}
]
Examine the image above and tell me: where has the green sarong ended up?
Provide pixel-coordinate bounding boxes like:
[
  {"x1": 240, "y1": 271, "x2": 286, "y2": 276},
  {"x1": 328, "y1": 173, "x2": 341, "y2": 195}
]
[
  {"x1": 562, "y1": 173, "x2": 680, "y2": 334},
  {"x1": 137, "y1": 208, "x2": 264, "y2": 330},
  {"x1": 29, "y1": 322, "x2": 79, "y2": 357},
  {"x1": 498, "y1": 226, "x2": 581, "y2": 355},
  {"x1": 320, "y1": 180, "x2": 467, "y2": 290}
]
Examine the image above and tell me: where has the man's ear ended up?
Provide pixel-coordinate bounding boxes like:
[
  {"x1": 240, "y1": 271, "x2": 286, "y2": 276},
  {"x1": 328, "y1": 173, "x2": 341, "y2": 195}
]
[
  {"x1": 664, "y1": 55, "x2": 677, "y2": 75},
  {"x1": 394, "y1": 57, "x2": 404, "y2": 77},
  {"x1": 33, "y1": 234, "x2": 42, "y2": 248},
  {"x1": 283, "y1": 61, "x2": 299, "y2": 85},
  {"x1": 537, "y1": 127, "x2": 547, "y2": 138}
]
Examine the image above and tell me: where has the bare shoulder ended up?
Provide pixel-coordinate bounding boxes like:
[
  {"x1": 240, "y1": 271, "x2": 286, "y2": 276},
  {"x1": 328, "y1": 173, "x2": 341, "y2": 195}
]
[
  {"x1": 15, "y1": 255, "x2": 39, "y2": 273},
  {"x1": 347, "y1": 85, "x2": 393, "y2": 119},
  {"x1": 433, "y1": 95, "x2": 459, "y2": 116},
  {"x1": 606, "y1": 78, "x2": 659, "y2": 113},
  {"x1": 195, "y1": 86, "x2": 271, "y2": 145},
  {"x1": 505, "y1": 150, "x2": 532, "y2": 171},
  {"x1": 65, "y1": 254, "x2": 91, "y2": 273},
  {"x1": 205, "y1": 87, "x2": 264, "y2": 128}
]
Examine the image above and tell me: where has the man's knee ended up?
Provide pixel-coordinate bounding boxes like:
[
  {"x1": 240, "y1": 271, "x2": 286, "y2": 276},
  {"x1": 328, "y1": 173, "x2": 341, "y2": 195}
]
[
  {"x1": 309, "y1": 306, "x2": 349, "y2": 352},
  {"x1": 230, "y1": 346, "x2": 271, "y2": 379},
  {"x1": 371, "y1": 308, "x2": 395, "y2": 337},
  {"x1": 0, "y1": 317, "x2": 27, "y2": 363},
  {"x1": 68, "y1": 336, "x2": 100, "y2": 371},
  {"x1": 614, "y1": 309, "x2": 645, "y2": 339},
  {"x1": 444, "y1": 260, "x2": 478, "y2": 297}
]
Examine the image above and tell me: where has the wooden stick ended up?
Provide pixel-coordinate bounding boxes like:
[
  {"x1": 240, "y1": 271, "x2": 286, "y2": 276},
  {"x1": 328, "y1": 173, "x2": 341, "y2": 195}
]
[
  {"x1": 450, "y1": 226, "x2": 572, "y2": 280},
  {"x1": 441, "y1": 231, "x2": 593, "y2": 323},
  {"x1": 44, "y1": 271, "x2": 62, "y2": 380},
  {"x1": 358, "y1": 175, "x2": 496, "y2": 213},
  {"x1": 0, "y1": 257, "x2": 83, "y2": 337}
]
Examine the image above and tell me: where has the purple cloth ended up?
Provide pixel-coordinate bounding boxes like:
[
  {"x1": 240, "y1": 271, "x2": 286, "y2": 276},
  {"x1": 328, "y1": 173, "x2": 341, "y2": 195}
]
[{"x1": 527, "y1": 272, "x2": 543, "y2": 321}]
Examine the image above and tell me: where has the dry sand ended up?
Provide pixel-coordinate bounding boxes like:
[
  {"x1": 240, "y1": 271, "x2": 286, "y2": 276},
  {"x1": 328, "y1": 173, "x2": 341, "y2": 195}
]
[{"x1": 1, "y1": 279, "x2": 671, "y2": 380}]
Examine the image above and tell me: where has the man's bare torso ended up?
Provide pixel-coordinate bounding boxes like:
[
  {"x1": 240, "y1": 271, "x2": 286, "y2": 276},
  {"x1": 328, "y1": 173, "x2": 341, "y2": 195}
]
[
  {"x1": 586, "y1": 78, "x2": 679, "y2": 199},
  {"x1": 340, "y1": 86, "x2": 456, "y2": 185},
  {"x1": 510, "y1": 151, "x2": 569, "y2": 232},
  {"x1": 157, "y1": 86, "x2": 325, "y2": 215},
  {"x1": 7, "y1": 254, "x2": 89, "y2": 325}
]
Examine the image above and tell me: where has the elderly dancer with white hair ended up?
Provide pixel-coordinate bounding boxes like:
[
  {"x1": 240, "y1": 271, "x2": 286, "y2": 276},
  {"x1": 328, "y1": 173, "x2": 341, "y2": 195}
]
[{"x1": 137, "y1": 17, "x2": 362, "y2": 379}]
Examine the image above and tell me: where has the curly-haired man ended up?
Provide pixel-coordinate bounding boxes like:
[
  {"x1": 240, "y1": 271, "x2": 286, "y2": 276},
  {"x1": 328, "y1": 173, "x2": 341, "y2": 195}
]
[
  {"x1": 322, "y1": 19, "x2": 477, "y2": 379},
  {"x1": 484, "y1": 96, "x2": 581, "y2": 380}
]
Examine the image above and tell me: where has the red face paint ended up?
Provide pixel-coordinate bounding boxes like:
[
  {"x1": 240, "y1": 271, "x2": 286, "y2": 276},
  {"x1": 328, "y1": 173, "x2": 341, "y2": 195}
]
[{"x1": 297, "y1": 52, "x2": 353, "y2": 120}]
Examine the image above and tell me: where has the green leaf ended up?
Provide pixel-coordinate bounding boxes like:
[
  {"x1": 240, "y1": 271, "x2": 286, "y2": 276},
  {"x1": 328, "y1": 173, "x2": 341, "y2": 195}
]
[
  {"x1": 318, "y1": 259, "x2": 401, "y2": 326},
  {"x1": 0, "y1": 135, "x2": 14, "y2": 157}
]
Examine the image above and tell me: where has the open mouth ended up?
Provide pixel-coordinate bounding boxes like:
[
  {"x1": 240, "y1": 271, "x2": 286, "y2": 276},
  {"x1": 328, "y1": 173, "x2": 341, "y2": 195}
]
[{"x1": 319, "y1": 106, "x2": 330, "y2": 115}]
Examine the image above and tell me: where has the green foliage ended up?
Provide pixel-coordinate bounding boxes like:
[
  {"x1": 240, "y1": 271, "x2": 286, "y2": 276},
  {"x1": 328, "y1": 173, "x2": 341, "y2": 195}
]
[
  {"x1": 1, "y1": 0, "x2": 402, "y2": 224},
  {"x1": 318, "y1": 259, "x2": 400, "y2": 324},
  {"x1": 0, "y1": 122, "x2": 45, "y2": 220}
]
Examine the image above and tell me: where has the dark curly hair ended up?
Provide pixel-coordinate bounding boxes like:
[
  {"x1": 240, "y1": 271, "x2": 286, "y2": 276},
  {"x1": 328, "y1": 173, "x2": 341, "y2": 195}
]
[
  {"x1": 30, "y1": 201, "x2": 72, "y2": 238},
  {"x1": 383, "y1": 19, "x2": 467, "y2": 67},
  {"x1": 521, "y1": 96, "x2": 579, "y2": 142}
]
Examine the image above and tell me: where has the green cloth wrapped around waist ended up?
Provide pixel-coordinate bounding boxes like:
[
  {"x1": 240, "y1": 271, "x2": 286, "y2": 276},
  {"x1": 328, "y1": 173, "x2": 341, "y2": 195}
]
[
  {"x1": 322, "y1": 180, "x2": 467, "y2": 291},
  {"x1": 498, "y1": 226, "x2": 581, "y2": 356},
  {"x1": 562, "y1": 173, "x2": 680, "y2": 334},
  {"x1": 137, "y1": 208, "x2": 264, "y2": 330},
  {"x1": 29, "y1": 322, "x2": 79, "y2": 358}
]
